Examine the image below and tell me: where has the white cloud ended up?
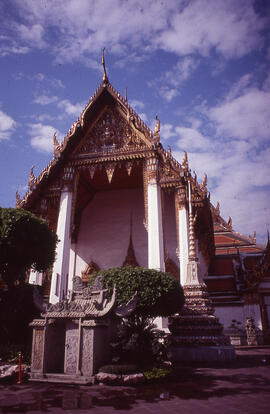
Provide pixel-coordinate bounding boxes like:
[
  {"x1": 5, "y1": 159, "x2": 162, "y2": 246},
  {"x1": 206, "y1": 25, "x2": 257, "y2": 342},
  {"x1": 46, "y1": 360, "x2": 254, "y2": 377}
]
[
  {"x1": 170, "y1": 75, "x2": 270, "y2": 244},
  {"x1": 15, "y1": 23, "x2": 45, "y2": 48},
  {"x1": 34, "y1": 95, "x2": 58, "y2": 105},
  {"x1": 209, "y1": 88, "x2": 270, "y2": 142},
  {"x1": 15, "y1": 72, "x2": 65, "y2": 89},
  {"x1": 0, "y1": 109, "x2": 16, "y2": 141},
  {"x1": 4, "y1": 0, "x2": 265, "y2": 64},
  {"x1": 159, "y1": 87, "x2": 179, "y2": 102},
  {"x1": 28, "y1": 123, "x2": 61, "y2": 153},
  {"x1": 58, "y1": 99, "x2": 86, "y2": 117},
  {"x1": 158, "y1": 0, "x2": 266, "y2": 58},
  {"x1": 0, "y1": 34, "x2": 29, "y2": 57},
  {"x1": 150, "y1": 56, "x2": 199, "y2": 101},
  {"x1": 129, "y1": 99, "x2": 144, "y2": 111},
  {"x1": 161, "y1": 123, "x2": 177, "y2": 140},
  {"x1": 175, "y1": 126, "x2": 212, "y2": 151},
  {"x1": 138, "y1": 113, "x2": 148, "y2": 123}
]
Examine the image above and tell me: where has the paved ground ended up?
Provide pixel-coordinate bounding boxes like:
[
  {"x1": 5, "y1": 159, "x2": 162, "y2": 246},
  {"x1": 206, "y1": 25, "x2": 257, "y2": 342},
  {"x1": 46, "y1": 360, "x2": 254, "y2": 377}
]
[{"x1": 0, "y1": 348, "x2": 270, "y2": 414}]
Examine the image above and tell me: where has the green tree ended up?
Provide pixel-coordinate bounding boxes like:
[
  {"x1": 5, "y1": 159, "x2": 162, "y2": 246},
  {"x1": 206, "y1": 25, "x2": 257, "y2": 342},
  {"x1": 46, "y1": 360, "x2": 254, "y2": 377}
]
[
  {"x1": 0, "y1": 207, "x2": 57, "y2": 289},
  {"x1": 0, "y1": 207, "x2": 57, "y2": 347},
  {"x1": 90, "y1": 266, "x2": 184, "y2": 366}
]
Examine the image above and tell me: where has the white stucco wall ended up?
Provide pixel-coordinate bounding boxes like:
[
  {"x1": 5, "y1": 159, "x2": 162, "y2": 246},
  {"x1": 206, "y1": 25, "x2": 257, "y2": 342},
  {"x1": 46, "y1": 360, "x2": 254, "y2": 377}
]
[{"x1": 75, "y1": 188, "x2": 147, "y2": 275}]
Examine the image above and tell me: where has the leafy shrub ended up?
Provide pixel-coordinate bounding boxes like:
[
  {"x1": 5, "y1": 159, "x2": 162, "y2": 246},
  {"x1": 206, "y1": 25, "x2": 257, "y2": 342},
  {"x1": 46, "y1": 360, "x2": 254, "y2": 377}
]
[
  {"x1": 89, "y1": 266, "x2": 184, "y2": 318},
  {"x1": 111, "y1": 319, "x2": 171, "y2": 367},
  {"x1": 143, "y1": 366, "x2": 172, "y2": 381}
]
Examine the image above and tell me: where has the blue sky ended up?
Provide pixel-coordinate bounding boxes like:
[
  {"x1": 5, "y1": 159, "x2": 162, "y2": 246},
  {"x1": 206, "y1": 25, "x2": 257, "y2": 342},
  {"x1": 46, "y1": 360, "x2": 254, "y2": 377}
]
[{"x1": 0, "y1": 0, "x2": 269, "y2": 244}]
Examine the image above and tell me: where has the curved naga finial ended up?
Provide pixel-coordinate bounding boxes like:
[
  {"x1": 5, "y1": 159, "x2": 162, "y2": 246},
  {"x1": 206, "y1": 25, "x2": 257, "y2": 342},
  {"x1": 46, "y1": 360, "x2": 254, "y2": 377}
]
[
  {"x1": 15, "y1": 191, "x2": 21, "y2": 208},
  {"x1": 153, "y1": 115, "x2": 160, "y2": 143},
  {"x1": 28, "y1": 166, "x2": 35, "y2": 188},
  {"x1": 53, "y1": 132, "x2": 61, "y2": 158},
  {"x1": 102, "y1": 48, "x2": 108, "y2": 84},
  {"x1": 201, "y1": 173, "x2": 207, "y2": 193},
  {"x1": 182, "y1": 151, "x2": 189, "y2": 170},
  {"x1": 154, "y1": 115, "x2": 160, "y2": 135}
]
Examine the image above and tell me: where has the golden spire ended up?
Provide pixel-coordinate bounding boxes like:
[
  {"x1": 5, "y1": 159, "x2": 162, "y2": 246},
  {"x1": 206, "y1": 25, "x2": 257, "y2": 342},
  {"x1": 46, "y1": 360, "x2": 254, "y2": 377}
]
[
  {"x1": 102, "y1": 48, "x2": 108, "y2": 84},
  {"x1": 125, "y1": 87, "x2": 127, "y2": 102}
]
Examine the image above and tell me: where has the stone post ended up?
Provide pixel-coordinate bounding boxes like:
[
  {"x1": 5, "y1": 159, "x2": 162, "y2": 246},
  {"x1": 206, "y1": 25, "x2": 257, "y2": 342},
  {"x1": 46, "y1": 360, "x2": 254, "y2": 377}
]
[{"x1": 146, "y1": 157, "x2": 165, "y2": 271}]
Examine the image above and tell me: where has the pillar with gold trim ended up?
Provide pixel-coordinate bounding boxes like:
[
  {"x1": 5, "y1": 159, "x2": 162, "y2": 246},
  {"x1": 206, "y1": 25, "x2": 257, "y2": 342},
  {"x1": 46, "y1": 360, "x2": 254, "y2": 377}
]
[{"x1": 146, "y1": 156, "x2": 165, "y2": 271}]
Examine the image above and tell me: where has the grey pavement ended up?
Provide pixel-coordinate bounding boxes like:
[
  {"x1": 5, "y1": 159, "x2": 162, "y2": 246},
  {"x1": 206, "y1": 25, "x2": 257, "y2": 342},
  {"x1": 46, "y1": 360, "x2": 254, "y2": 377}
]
[{"x1": 0, "y1": 348, "x2": 270, "y2": 414}]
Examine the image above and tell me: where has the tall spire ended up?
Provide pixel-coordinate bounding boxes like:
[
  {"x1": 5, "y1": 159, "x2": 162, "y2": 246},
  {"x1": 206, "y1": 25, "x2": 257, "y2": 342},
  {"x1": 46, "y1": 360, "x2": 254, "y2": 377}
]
[{"x1": 102, "y1": 48, "x2": 108, "y2": 84}]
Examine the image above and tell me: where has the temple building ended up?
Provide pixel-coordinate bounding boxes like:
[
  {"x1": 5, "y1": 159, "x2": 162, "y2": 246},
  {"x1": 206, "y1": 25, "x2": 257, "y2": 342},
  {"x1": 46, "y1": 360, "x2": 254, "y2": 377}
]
[{"x1": 17, "y1": 58, "x2": 270, "y2": 343}]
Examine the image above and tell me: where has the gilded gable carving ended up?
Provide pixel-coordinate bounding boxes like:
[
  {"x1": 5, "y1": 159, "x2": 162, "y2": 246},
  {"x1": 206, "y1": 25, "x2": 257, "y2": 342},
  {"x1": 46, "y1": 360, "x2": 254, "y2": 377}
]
[{"x1": 76, "y1": 106, "x2": 146, "y2": 155}]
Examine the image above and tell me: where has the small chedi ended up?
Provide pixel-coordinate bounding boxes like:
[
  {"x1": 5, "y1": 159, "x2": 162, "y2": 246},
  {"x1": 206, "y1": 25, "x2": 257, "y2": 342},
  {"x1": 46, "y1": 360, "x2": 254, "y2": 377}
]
[
  {"x1": 30, "y1": 276, "x2": 135, "y2": 384},
  {"x1": 169, "y1": 283, "x2": 234, "y2": 361},
  {"x1": 168, "y1": 184, "x2": 235, "y2": 361}
]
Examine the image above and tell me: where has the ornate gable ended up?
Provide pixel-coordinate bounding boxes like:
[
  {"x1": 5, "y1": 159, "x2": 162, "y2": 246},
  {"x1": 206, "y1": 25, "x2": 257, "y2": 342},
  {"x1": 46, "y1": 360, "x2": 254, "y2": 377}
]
[{"x1": 74, "y1": 105, "x2": 148, "y2": 157}]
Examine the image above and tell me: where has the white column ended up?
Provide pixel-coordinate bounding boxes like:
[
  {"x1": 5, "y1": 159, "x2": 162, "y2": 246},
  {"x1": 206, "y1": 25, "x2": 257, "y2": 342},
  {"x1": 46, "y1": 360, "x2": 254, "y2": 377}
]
[
  {"x1": 49, "y1": 186, "x2": 73, "y2": 304},
  {"x1": 178, "y1": 206, "x2": 189, "y2": 286},
  {"x1": 67, "y1": 243, "x2": 76, "y2": 293},
  {"x1": 175, "y1": 185, "x2": 189, "y2": 286},
  {"x1": 147, "y1": 158, "x2": 165, "y2": 271}
]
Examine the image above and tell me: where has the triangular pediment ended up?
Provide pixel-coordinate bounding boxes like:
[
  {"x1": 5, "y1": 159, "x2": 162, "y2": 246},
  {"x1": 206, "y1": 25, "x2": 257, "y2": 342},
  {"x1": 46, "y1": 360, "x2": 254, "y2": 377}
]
[{"x1": 74, "y1": 104, "x2": 149, "y2": 156}]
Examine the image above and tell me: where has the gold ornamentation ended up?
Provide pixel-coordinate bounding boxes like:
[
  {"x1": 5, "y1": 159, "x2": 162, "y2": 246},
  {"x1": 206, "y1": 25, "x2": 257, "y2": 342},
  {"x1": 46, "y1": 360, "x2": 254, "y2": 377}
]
[
  {"x1": 146, "y1": 156, "x2": 158, "y2": 184},
  {"x1": 76, "y1": 107, "x2": 146, "y2": 155},
  {"x1": 175, "y1": 185, "x2": 186, "y2": 209},
  {"x1": 88, "y1": 165, "x2": 96, "y2": 179},
  {"x1": 81, "y1": 260, "x2": 100, "y2": 283},
  {"x1": 125, "y1": 161, "x2": 133, "y2": 176},
  {"x1": 105, "y1": 162, "x2": 117, "y2": 183}
]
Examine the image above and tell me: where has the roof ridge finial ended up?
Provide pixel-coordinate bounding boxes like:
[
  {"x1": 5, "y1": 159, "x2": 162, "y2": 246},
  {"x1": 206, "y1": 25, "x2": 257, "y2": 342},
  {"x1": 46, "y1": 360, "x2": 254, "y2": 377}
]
[
  {"x1": 102, "y1": 48, "x2": 108, "y2": 84},
  {"x1": 125, "y1": 87, "x2": 127, "y2": 102},
  {"x1": 182, "y1": 151, "x2": 189, "y2": 170},
  {"x1": 29, "y1": 165, "x2": 35, "y2": 188}
]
